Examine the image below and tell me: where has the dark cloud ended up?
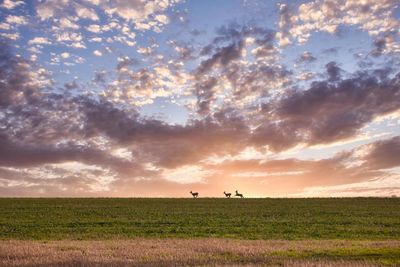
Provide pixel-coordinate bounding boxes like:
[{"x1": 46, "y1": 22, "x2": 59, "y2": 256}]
[
  {"x1": 0, "y1": 41, "x2": 40, "y2": 108},
  {"x1": 362, "y1": 136, "x2": 400, "y2": 170},
  {"x1": 196, "y1": 41, "x2": 244, "y2": 75},
  {"x1": 0, "y1": 133, "x2": 95, "y2": 167},
  {"x1": 253, "y1": 66, "x2": 400, "y2": 149},
  {"x1": 189, "y1": 29, "x2": 205, "y2": 36},
  {"x1": 194, "y1": 77, "x2": 218, "y2": 115},
  {"x1": 321, "y1": 47, "x2": 339, "y2": 55},
  {"x1": 371, "y1": 37, "x2": 386, "y2": 57},
  {"x1": 116, "y1": 56, "x2": 139, "y2": 71},
  {"x1": 93, "y1": 70, "x2": 108, "y2": 85},
  {"x1": 251, "y1": 121, "x2": 301, "y2": 152},
  {"x1": 80, "y1": 99, "x2": 250, "y2": 168},
  {"x1": 0, "y1": 130, "x2": 140, "y2": 182},
  {"x1": 296, "y1": 51, "x2": 316, "y2": 64},
  {"x1": 0, "y1": 41, "x2": 247, "y2": 177},
  {"x1": 3, "y1": 38, "x2": 397, "y2": 176},
  {"x1": 192, "y1": 24, "x2": 285, "y2": 115},
  {"x1": 137, "y1": 117, "x2": 248, "y2": 168},
  {"x1": 370, "y1": 35, "x2": 397, "y2": 57},
  {"x1": 325, "y1": 61, "x2": 342, "y2": 81},
  {"x1": 0, "y1": 43, "x2": 138, "y2": 179},
  {"x1": 78, "y1": 98, "x2": 140, "y2": 142},
  {"x1": 64, "y1": 80, "x2": 79, "y2": 90}
]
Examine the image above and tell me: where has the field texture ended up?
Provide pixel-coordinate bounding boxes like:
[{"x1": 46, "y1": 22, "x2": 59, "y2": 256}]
[
  {"x1": 1, "y1": 239, "x2": 399, "y2": 266},
  {"x1": 1, "y1": 198, "x2": 399, "y2": 266},
  {"x1": 0, "y1": 198, "x2": 399, "y2": 240}
]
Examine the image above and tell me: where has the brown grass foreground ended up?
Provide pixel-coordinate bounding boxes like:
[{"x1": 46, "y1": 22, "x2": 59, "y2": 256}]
[{"x1": 1, "y1": 239, "x2": 399, "y2": 266}]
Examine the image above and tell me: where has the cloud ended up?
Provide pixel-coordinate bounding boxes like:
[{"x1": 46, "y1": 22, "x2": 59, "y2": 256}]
[
  {"x1": 64, "y1": 80, "x2": 79, "y2": 90},
  {"x1": 56, "y1": 32, "x2": 82, "y2": 42},
  {"x1": 371, "y1": 34, "x2": 400, "y2": 57},
  {"x1": 0, "y1": 133, "x2": 105, "y2": 167},
  {"x1": 87, "y1": 24, "x2": 102, "y2": 33},
  {"x1": 0, "y1": 43, "x2": 139, "y2": 187},
  {"x1": 36, "y1": 0, "x2": 69, "y2": 20},
  {"x1": 90, "y1": 37, "x2": 102, "y2": 42},
  {"x1": 1, "y1": 0, "x2": 24, "y2": 9},
  {"x1": 191, "y1": 24, "x2": 284, "y2": 115},
  {"x1": 76, "y1": 99, "x2": 249, "y2": 168},
  {"x1": 36, "y1": 0, "x2": 98, "y2": 22},
  {"x1": 0, "y1": 22, "x2": 10, "y2": 30},
  {"x1": 116, "y1": 56, "x2": 138, "y2": 70},
  {"x1": 253, "y1": 65, "x2": 400, "y2": 150},
  {"x1": 28, "y1": 37, "x2": 51, "y2": 45},
  {"x1": 105, "y1": 0, "x2": 180, "y2": 29},
  {"x1": 101, "y1": 51, "x2": 192, "y2": 106},
  {"x1": 297, "y1": 72, "x2": 315, "y2": 81},
  {"x1": 276, "y1": 3, "x2": 292, "y2": 46},
  {"x1": 296, "y1": 51, "x2": 316, "y2": 64},
  {"x1": 59, "y1": 17, "x2": 80, "y2": 29},
  {"x1": 293, "y1": 136, "x2": 400, "y2": 197},
  {"x1": 278, "y1": 0, "x2": 400, "y2": 53},
  {"x1": 0, "y1": 1, "x2": 399, "y2": 197},
  {"x1": 0, "y1": 41, "x2": 44, "y2": 107},
  {"x1": 30, "y1": 0, "x2": 180, "y2": 56},
  {"x1": 60, "y1": 52, "x2": 70, "y2": 58},
  {"x1": 75, "y1": 5, "x2": 99, "y2": 20},
  {"x1": 204, "y1": 136, "x2": 400, "y2": 196},
  {"x1": 0, "y1": 32, "x2": 20, "y2": 40},
  {"x1": 325, "y1": 61, "x2": 342, "y2": 81},
  {"x1": 93, "y1": 50, "x2": 102, "y2": 56},
  {"x1": 5, "y1": 15, "x2": 27, "y2": 25},
  {"x1": 35, "y1": 0, "x2": 179, "y2": 31},
  {"x1": 161, "y1": 165, "x2": 212, "y2": 184},
  {"x1": 361, "y1": 136, "x2": 400, "y2": 170},
  {"x1": 54, "y1": 32, "x2": 86, "y2": 48}
]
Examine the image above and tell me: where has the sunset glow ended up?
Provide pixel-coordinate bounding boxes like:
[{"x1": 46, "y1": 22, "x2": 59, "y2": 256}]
[{"x1": 0, "y1": 0, "x2": 399, "y2": 197}]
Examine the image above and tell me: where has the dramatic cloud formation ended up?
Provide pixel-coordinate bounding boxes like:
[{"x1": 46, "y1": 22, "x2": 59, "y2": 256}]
[{"x1": 0, "y1": 0, "x2": 399, "y2": 197}]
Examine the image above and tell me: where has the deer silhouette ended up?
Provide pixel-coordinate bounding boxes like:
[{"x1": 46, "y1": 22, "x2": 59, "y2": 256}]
[
  {"x1": 223, "y1": 191, "x2": 231, "y2": 198},
  {"x1": 235, "y1": 190, "x2": 244, "y2": 198},
  {"x1": 190, "y1": 191, "x2": 199, "y2": 198}
]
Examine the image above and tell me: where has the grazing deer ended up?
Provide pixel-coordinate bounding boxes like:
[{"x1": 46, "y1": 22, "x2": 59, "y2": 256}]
[
  {"x1": 190, "y1": 191, "x2": 199, "y2": 198},
  {"x1": 223, "y1": 191, "x2": 231, "y2": 198},
  {"x1": 235, "y1": 190, "x2": 244, "y2": 198}
]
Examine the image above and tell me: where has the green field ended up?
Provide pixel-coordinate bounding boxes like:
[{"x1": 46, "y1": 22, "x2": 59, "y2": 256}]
[{"x1": 1, "y1": 198, "x2": 399, "y2": 240}]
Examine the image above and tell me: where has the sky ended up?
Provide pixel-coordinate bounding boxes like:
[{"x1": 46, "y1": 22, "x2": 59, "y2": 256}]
[{"x1": 0, "y1": 0, "x2": 399, "y2": 197}]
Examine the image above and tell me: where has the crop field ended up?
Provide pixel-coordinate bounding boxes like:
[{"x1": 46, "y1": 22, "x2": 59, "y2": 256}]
[
  {"x1": 0, "y1": 198, "x2": 399, "y2": 266},
  {"x1": 1, "y1": 198, "x2": 399, "y2": 240}
]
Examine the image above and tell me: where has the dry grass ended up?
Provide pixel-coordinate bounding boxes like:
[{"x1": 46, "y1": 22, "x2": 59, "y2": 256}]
[{"x1": 1, "y1": 239, "x2": 399, "y2": 266}]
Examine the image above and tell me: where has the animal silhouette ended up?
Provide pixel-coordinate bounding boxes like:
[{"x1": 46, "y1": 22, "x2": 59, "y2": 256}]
[
  {"x1": 223, "y1": 191, "x2": 231, "y2": 198},
  {"x1": 235, "y1": 190, "x2": 244, "y2": 198},
  {"x1": 190, "y1": 191, "x2": 199, "y2": 198}
]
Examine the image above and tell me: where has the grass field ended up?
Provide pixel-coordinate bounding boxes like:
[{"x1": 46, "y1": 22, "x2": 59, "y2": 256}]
[
  {"x1": 0, "y1": 198, "x2": 399, "y2": 266},
  {"x1": 1, "y1": 198, "x2": 399, "y2": 240}
]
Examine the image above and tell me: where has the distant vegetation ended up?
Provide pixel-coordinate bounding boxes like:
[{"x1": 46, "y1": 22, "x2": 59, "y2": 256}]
[{"x1": 1, "y1": 198, "x2": 399, "y2": 240}]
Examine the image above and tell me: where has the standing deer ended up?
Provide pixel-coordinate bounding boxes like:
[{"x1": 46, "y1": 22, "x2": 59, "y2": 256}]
[
  {"x1": 190, "y1": 191, "x2": 199, "y2": 198},
  {"x1": 223, "y1": 191, "x2": 231, "y2": 198},
  {"x1": 235, "y1": 190, "x2": 244, "y2": 198}
]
